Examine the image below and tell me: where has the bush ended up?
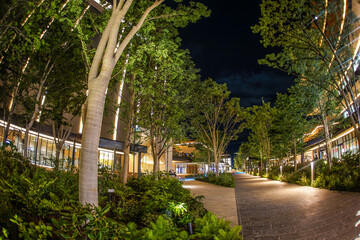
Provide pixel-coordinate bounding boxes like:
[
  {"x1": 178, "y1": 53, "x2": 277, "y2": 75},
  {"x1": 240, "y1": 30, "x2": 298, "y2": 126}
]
[
  {"x1": 265, "y1": 154, "x2": 360, "y2": 192},
  {"x1": 313, "y1": 154, "x2": 360, "y2": 191},
  {"x1": 0, "y1": 148, "x2": 242, "y2": 239},
  {"x1": 195, "y1": 173, "x2": 234, "y2": 188}
]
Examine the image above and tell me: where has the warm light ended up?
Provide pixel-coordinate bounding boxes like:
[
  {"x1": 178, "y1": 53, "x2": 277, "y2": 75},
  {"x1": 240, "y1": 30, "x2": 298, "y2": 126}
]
[{"x1": 311, "y1": 161, "x2": 314, "y2": 185}]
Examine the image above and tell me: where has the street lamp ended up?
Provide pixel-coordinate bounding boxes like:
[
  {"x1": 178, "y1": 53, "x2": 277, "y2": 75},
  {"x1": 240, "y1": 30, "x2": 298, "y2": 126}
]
[{"x1": 311, "y1": 161, "x2": 314, "y2": 186}]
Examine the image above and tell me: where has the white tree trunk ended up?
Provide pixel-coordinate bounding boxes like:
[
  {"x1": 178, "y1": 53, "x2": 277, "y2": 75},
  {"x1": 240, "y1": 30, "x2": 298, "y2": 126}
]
[
  {"x1": 79, "y1": 80, "x2": 107, "y2": 206},
  {"x1": 79, "y1": 0, "x2": 164, "y2": 206}
]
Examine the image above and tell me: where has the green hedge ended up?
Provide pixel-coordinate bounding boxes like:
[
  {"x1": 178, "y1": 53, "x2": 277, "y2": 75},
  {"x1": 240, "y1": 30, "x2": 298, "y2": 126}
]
[
  {"x1": 263, "y1": 154, "x2": 360, "y2": 191},
  {"x1": 195, "y1": 173, "x2": 235, "y2": 188}
]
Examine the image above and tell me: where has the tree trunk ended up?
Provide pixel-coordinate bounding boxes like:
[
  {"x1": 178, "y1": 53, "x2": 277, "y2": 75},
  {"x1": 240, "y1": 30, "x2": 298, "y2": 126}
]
[
  {"x1": 55, "y1": 147, "x2": 61, "y2": 170},
  {"x1": 122, "y1": 132, "x2": 130, "y2": 183},
  {"x1": 79, "y1": 80, "x2": 107, "y2": 206},
  {"x1": 79, "y1": 0, "x2": 164, "y2": 206},
  {"x1": 24, "y1": 126, "x2": 30, "y2": 158},
  {"x1": 294, "y1": 139, "x2": 297, "y2": 171},
  {"x1": 24, "y1": 104, "x2": 40, "y2": 159},
  {"x1": 150, "y1": 126, "x2": 159, "y2": 173},
  {"x1": 122, "y1": 75, "x2": 136, "y2": 184},
  {"x1": 259, "y1": 149, "x2": 263, "y2": 170},
  {"x1": 322, "y1": 113, "x2": 332, "y2": 169},
  {"x1": 3, "y1": 105, "x2": 15, "y2": 145},
  {"x1": 214, "y1": 149, "x2": 219, "y2": 177},
  {"x1": 153, "y1": 153, "x2": 160, "y2": 173}
]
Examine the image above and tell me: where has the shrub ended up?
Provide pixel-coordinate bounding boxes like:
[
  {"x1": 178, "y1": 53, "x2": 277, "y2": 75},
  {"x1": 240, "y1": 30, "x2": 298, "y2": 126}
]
[
  {"x1": 266, "y1": 153, "x2": 360, "y2": 192},
  {"x1": 0, "y1": 148, "x2": 242, "y2": 239},
  {"x1": 191, "y1": 212, "x2": 242, "y2": 239},
  {"x1": 195, "y1": 173, "x2": 234, "y2": 187}
]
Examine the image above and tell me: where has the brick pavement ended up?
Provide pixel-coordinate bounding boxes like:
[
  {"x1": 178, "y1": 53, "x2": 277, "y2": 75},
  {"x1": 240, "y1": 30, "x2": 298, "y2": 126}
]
[
  {"x1": 234, "y1": 173, "x2": 360, "y2": 240},
  {"x1": 182, "y1": 180, "x2": 238, "y2": 227}
]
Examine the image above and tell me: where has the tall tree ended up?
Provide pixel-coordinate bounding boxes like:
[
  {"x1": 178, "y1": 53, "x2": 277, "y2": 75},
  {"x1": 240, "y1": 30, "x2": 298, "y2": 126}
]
[
  {"x1": 79, "y1": 0, "x2": 209, "y2": 205},
  {"x1": 192, "y1": 79, "x2": 244, "y2": 177},
  {"x1": 253, "y1": 0, "x2": 360, "y2": 160},
  {"x1": 0, "y1": 0, "x2": 65, "y2": 144},
  {"x1": 245, "y1": 101, "x2": 273, "y2": 169},
  {"x1": 272, "y1": 93, "x2": 312, "y2": 170},
  {"x1": 0, "y1": 0, "x2": 98, "y2": 158},
  {"x1": 289, "y1": 81, "x2": 339, "y2": 168}
]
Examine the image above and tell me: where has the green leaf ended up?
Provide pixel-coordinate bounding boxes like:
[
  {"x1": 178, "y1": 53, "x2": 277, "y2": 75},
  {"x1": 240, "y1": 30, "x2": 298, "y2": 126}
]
[{"x1": 85, "y1": 214, "x2": 94, "y2": 221}]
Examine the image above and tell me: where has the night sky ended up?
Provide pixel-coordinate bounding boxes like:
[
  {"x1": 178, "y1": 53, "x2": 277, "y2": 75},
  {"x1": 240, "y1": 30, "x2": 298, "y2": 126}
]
[
  {"x1": 178, "y1": 0, "x2": 294, "y2": 152},
  {"x1": 179, "y1": 0, "x2": 294, "y2": 108}
]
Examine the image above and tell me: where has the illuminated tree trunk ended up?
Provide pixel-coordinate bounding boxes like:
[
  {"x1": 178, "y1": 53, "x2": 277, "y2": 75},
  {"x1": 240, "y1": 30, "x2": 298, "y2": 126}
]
[
  {"x1": 80, "y1": 80, "x2": 107, "y2": 206},
  {"x1": 79, "y1": 0, "x2": 164, "y2": 206}
]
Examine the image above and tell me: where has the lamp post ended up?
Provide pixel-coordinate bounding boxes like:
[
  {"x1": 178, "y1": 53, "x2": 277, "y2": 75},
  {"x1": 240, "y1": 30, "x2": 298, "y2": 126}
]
[
  {"x1": 311, "y1": 161, "x2": 314, "y2": 186},
  {"x1": 280, "y1": 165, "x2": 283, "y2": 177}
]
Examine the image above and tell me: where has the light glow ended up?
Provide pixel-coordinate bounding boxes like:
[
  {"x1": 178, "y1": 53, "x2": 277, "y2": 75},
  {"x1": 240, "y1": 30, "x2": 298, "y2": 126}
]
[
  {"x1": 36, "y1": 95, "x2": 46, "y2": 122},
  {"x1": 319, "y1": 0, "x2": 328, "y2": 47}
]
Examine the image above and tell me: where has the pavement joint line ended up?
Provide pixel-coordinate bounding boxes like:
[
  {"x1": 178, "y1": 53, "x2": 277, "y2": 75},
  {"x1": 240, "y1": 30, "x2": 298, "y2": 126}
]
[{"x1": 234, "y1": 173, "x2": 360, "y2": 240}]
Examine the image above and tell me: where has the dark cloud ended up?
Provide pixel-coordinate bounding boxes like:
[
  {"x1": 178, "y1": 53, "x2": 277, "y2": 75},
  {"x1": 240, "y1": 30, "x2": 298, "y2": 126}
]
[{"x1": 215, "y1": 71, "x2": 294, "y2": 107}]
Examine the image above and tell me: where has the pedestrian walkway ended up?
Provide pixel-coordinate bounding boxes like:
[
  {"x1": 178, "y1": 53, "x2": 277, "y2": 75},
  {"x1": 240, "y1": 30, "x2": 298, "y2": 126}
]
[
  {"x1": 182, "y1": 180, "x2": 238, "y2": 227},
  {"x1": 234, "y1": 173, "x2": 360, "y2": 240}
]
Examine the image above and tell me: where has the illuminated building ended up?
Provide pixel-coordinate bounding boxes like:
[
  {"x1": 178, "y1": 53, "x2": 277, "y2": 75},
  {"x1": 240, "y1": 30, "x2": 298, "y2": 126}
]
[
  {"x1": 173, "y1": 141, "x2": 233, "y2": 176},
  {"x1": 300, "y1": 0, "x2": 360, "y2": 164}
]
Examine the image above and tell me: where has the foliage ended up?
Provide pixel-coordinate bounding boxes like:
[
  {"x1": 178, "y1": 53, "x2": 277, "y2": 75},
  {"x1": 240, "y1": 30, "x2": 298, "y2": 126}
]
[
  {"x1": 253, "y1": 0, "x2": 360, "y2": 152},
  {"x1": 313, "y1": 154, "x2": 360, "y2": 191},
  {"x1": 264, "y1": 154, "x2": 360, "y2": 191},
  {"x1": 0, "y1": 148, "x2": 242, "y2": 239},
  {"x1": 191, "y1": 79, "x2": 244, "y2": 175},
  {"x1": 191, "y1": 212, "x2": 242, "y2": 240},
  {"x1": 244, "y1": 101, "x2": 273, "y2": 168},
  {"x1": 195, "y1": 173, "x2": 234, "y2": 188},
  {"x1": 233, "y1": 153, "x2": 244, "y2": 171},
  {"x1": 267, "y1": 165, "x2": 294, "y2": 181},
  {"x1": 129, "y1": 25, "x2": 202, "y2": 172}
]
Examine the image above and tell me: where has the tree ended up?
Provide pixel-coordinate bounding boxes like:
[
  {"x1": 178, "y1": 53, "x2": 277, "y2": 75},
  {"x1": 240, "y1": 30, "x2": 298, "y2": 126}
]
[
  {"x1": 40, "y1": 41, "x2": 87, "y2": 167},
  {"x1": 136, "y1": 43, "x2": 199, "y2": 174},
  {"x1": 233, "y1": 152, "x2": 243, "y2": 171},
  {"x1": 192, "y1": 79, "x2": 244, "y2": 177},
  {"x1": 0, "y1": 0, "x2": 64, "y2": 144},
  {"x1": 245, "y1": 101, "x2": 273, "y2": 169},
  {"x1": 272, "y1": 92, "x2": 312, "y2": 170},
  {"x1": 253, "y1": 0, "x2": 360, "y2": 161},
  {"x1": 239, "y1": 140, "x2": 261, "y2": 171},
  {"x1": 0, "y1": 0, "x2": 98, "y2": 159},
  {"x1": 80, "y1": 0, "x2": 209, "y2": 205},
  {"x1": 289, "y1": 81, "x2": 339, "y2": 168}
]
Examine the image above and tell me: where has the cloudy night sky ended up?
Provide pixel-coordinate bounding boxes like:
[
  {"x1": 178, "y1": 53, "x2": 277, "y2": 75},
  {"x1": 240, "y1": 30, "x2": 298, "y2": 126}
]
[
  {"x1": 178, "y1": 0, "x2": 294, "y2": 108},
  {"x1": 177, "y1": 0, "x2": 295, "y2": 152}
]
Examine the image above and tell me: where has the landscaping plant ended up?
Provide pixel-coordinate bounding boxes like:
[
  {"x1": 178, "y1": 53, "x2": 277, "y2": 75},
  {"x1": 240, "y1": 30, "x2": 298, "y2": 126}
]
[{"x1": 0, "y1": 147, "x2": 242, "y2": 239}]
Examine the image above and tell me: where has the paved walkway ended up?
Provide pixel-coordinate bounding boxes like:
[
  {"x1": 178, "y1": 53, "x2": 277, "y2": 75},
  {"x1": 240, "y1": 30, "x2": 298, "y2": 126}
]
[
  {"x1": 182, "y1": 180, "x2": 238, "y2": 227},
  {"x1": 234, "y1": 173, "x2": 360, "y2": 240}
]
